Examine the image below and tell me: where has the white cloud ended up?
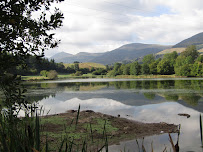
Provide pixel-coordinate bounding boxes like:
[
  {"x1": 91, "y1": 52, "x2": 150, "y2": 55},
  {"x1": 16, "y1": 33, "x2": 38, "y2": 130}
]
[{"x1": 44, "y1": 0, "x2": 203, "y2": 57}]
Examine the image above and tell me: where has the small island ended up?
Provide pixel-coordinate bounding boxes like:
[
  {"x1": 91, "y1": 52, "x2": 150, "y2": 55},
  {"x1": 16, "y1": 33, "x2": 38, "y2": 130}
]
[{"x1": 41, "y1": 110, "x2": 179, "y2": 151}]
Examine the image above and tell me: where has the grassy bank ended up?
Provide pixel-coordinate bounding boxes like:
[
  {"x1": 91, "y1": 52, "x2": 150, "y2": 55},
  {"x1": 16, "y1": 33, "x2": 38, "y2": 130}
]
[
  {"x1": 113, "y1": 74, "x2": 186, "y2": 79},
  {"x1": 21, "y1": 74, "x2": 189, "y2": 81},
  {"x1": 21, "y1": 74, "x2": 106, "y2": 81}
]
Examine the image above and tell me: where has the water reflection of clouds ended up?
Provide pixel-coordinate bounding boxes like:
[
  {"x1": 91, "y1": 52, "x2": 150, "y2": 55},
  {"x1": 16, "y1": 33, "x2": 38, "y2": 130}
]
[
  {"x1": 108, "y1": 134, "x2": 177, "y2": 152},
  {"x1": 127, "y1": 102, "x2": 202, "y2": 151},
  {"x1": 39, "y1": 97, "x2": 202, "y2": 151},
  {"x1": 40, "y1": 97, "x2": 133, "y2": 115}
]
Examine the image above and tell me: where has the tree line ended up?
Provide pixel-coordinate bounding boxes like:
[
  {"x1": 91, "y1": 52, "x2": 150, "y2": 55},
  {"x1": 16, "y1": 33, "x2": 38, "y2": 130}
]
[
  {"x1": 10, "y1": 57, "x2": 108, "y2": 76},
  {"x1": 9, "y1": 45, "x2": 203, "y2": 77},
  {"x1": 7, "y1": 56, "x2": 66, "y2": 75},
  {"x1": 108, "y1": 45, "x2": 203, "y2": 77}
]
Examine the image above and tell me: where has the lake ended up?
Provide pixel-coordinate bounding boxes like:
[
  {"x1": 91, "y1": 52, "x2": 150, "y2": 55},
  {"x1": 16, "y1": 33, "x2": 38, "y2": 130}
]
[{"x1": 23, "y1": 78, "x2": 203, "y2": 151}]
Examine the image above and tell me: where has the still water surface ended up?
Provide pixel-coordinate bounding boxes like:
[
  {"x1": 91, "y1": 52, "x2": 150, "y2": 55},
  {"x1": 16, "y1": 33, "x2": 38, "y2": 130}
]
[{"x1": 23, "y1": 78, "x2": 203, "y2": 151}]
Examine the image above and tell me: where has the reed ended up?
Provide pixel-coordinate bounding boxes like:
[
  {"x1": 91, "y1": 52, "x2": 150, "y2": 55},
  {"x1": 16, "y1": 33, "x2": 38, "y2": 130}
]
[
  {"x1": 75, "y1": 104, "x2": 80, "y2": 128},
  {"x1": 200, "y1": 114, "x2": 203, "y2": 146}
]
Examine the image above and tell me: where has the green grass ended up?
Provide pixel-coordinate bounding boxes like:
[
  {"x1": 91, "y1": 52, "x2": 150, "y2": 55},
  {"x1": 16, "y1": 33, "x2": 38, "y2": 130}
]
[
  {"x1": 40, "y1": 114, "x2": 118, "y2": 151},
  {"x1": 41, "y1": 116, "x2": 118, "y2": 137},
  {"x1": 21, "y1": 74, "x2": 105, "y2": 81},
  {"x1": 58, "y1": 74, "x2": 73, "y2": 78},
  {"x1": 84, "y1": 118, "x2": 118, "y2": 134},
  {"x1": 41, "y1": 116, "x2": 66, "y2": 125}
]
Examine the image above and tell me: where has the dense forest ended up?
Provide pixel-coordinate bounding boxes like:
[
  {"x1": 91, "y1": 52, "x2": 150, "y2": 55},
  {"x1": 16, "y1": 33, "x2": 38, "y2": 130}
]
[
  {"x1": 10, "y1": 56, "x2": 103, "y2": 76},
  {"x1": 7, "y1": 56, "x2": 66, "y2": 75},
  {"x1": 107, "y1": 45, "x2": 203, "y2": 77}
]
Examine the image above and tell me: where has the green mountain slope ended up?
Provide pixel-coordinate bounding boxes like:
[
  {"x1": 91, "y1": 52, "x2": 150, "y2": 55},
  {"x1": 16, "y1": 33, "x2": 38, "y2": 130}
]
[
  {"x1": 173, "y1": 32, "x2": 203, "y2": 48},
  {"x1": 50, "y1": 52, "x2": 104, "y2": 63},
  {"x1": 51, "y1": 43, "x2": 171, "y2": 64},
  {"x1": 90, "y1": 43, "x2": 171, "y2": 64}
]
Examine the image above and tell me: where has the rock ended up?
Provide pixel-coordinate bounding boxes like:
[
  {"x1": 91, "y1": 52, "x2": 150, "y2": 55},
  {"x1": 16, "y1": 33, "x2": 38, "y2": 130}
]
[
  {"x1": 111, "y1": 131, "x2": 117, "y2": 136},
  {"x1": 124, "y1": 127, "x2": 129, "y2": 130},
  {"x1": 178, "y1": 113, "x2": 190, "y2": 118},
  {"x1": 68, "y1": 110, "x2": 76, "y2": 113},
  {"x1": 85, "y1": 110, "x2": 94, "y2": 113}
]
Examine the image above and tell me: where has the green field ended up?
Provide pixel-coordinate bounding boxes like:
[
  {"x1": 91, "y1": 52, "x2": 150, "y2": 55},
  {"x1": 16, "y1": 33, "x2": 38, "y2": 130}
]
[
  {"x1": 21, "y1": 74, "x2": 105, "y2": 81},
  {"x1": 64, "y1": 62, "x2": 106, "y2": 69}
]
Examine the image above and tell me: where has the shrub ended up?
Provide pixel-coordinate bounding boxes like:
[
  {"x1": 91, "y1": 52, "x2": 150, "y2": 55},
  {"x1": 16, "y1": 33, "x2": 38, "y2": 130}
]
[
  {"x1": 107, "y1": 70, "x2": 117, "y2": 76},
  {"x1": 47, "y1": 70, "x2": 58, "y2": 79},
  {"x1": 92, "y1": 69, "x2": 107, "y2": 75},
  {"x1": 75, "y1": 71, "x2": 83, "y2": 76},
  {"x1": 40, "y1": 70, "x2": 48, "y2": 77}
]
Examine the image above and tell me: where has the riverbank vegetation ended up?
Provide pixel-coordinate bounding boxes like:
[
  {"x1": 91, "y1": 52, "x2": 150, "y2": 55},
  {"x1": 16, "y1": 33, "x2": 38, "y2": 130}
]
[
  {"x1": 108, "y1": 45, "x2": 203, "y2": 77},
  {"x1": 19, "y1": 45, "x2": 203, "y2": 81}
]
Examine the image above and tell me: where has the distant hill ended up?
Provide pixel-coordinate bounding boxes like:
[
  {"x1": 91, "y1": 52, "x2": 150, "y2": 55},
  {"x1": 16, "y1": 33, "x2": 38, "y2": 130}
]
[
  {"x1": 50, "y1": 43, "x2": 171, "y2": 65},
  {"x1": 89, "y1": 43, "x2": 171, "y2": 64},
  {"x1": 156, "y1": 32, "x2": 203, "y2": 55},
  {"x1": 51, "y1": 32, "x2": 203, "y2": 65},
  {"x1": 156, "y1": 47, "x2": 203, "y2": 56},
  {"x1": 51, "y1": 52, "x2": 73, "y2": 62},
  {"x1": 173, "y1": 32, "x2": 203, "y2": 48},
  {"x1": 51, "y1": 52, "x2": 104, "y2": 63}
]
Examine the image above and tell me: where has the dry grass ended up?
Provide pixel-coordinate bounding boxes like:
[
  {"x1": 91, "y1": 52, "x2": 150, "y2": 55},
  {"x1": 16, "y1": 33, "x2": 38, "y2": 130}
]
[
  {"x1": 157, "y1": 47, "x2": 203, "y2": 55},
  {"x1": 156, "y1": 48, "x2": 186, "y2": 55},
  {"x1": 198, "y1": 48, "x2": 203, "y2": 53},
  {"x1": 21, "y1": 75, "x2": 49, "y2": 81},
  {"x1": 114, "y1": 75, "x2": 185, "y2": 79},
  {"x1": 64, "y1": 62, "x2": 106, "y2": 69}
]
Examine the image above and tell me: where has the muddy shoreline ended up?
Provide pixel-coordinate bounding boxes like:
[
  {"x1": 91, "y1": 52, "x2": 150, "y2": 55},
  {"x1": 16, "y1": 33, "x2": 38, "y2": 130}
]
[{"x1": 41, "y1": 110, "x2": 179, "y2": 151}]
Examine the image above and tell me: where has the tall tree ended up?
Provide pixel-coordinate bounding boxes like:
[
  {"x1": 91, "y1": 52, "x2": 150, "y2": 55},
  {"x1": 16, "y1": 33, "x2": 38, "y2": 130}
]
[
  {"x1": 141, "y1": 63, "x2": 150, "y2": 75},
  {"x1": 123, "y1": 64, "x2": 130, "y2": 75},
  {"x1": 142, "y1": 54, "x2": 155, "y2": 64},
  {"x1": 157, "y1": 60, "x2": 173, "y2": 75},
  {"x1": 0, "y1": 1, "x2": 64, "y2": 151},
  {"x1": 162, "y1": 51, "x2": 178, "y2": 65},
  {"x1": 113, "y1": 63, "x2": 122, "y2": 75},
  {"x1": 0, "y1": 0, "x2": 64, "y2": 76},
  {"x1": 159, "y1": 51, "x2": 178, "y2": 75},
  {"x1": 181, "y1": 45, "x2": 199, "y2": 62},
  {"x1": 149, "y1": 59, "x2": 160, "y2": 75},
  {"x1": 130, "y1": 62, "x2": 141, "y2": 75},
  {"x1": 74, "y1": 63, "x2": 79, "y2": 71}
]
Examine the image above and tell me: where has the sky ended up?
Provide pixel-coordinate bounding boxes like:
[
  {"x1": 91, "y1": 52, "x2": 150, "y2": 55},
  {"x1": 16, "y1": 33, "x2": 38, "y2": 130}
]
[{"x1": 45, "y1": 0, "x2": 203, "y2": 57}]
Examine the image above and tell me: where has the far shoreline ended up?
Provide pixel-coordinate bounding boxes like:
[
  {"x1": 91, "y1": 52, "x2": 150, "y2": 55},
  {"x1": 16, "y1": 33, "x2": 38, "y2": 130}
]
[{"x1": 21, "y1": 74, "x2": 191, "y2": 81}]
